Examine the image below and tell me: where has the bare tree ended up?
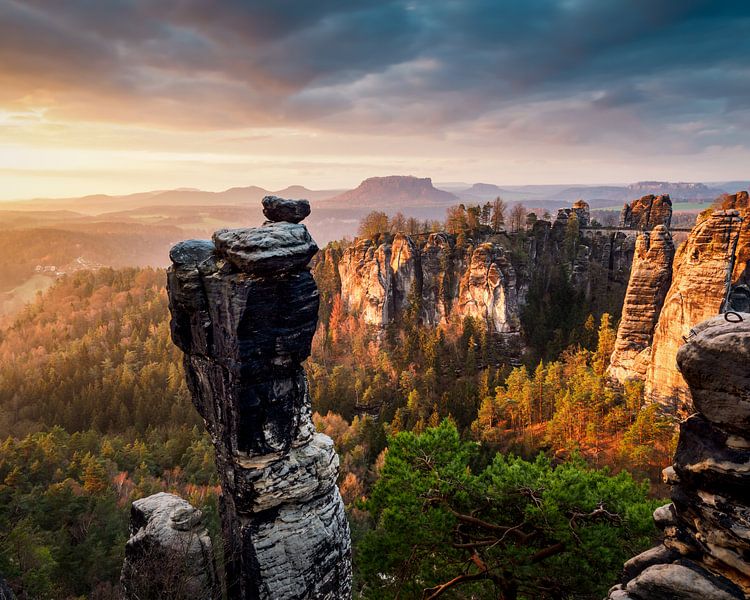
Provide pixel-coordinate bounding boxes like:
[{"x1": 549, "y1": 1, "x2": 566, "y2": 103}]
[
  {"x1": 509, "y1": 204, "x2": 528, "y2": 232},
  {"x1": 491, "y1": 197, "x2": 507, "y2": 231}
]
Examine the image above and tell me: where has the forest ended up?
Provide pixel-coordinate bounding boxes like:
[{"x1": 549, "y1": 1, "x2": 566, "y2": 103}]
[{"x1": 0, "y1": 205, "x2": 675, "y2": 598}]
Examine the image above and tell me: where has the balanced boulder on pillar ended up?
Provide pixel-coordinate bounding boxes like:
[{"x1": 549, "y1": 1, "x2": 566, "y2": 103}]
[{"x1": 166, "y1": 198, "x2": 352, "y2": 599}]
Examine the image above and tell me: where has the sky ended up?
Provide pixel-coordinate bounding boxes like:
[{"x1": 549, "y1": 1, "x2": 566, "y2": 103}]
[{"x1": 1, "y1": 0, "x2": 749, "y2": 200}]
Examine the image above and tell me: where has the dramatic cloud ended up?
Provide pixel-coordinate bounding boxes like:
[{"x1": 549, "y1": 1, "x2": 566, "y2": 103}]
[{"x1": 0, "y1": 0, "x2": 749, "y2": 197}]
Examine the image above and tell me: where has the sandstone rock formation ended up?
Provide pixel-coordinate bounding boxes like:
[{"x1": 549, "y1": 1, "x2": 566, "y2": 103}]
[
  {"x1": 337, "y1": 202, "x2": 636, "y2": 339},
  {"x1": 644, "y1": 206, "x2": 747, "y2": 413},
  {"x1": 456, "y1": 243, "x2": 519, "y2": 334},
  {"x1": 619, "y1": 194, "x2": 673, "y2": 230},
  {"x1": 606, "y1": 313, "x2": 750, "y2": 600},
  {"x1": 608, "y1": 225, "x2": 675, "y2": 383},
  {"x1": 121, "y1": 492, "x2": 219, "y2": 600},
  {"x1": 167, "y1": 200, "x2": 352, "y2": 599}
]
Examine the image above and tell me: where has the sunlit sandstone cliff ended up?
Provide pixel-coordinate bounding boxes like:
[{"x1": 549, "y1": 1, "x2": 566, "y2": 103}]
[
  {"x1": 606, "y1": 313, "x2": 750, "y2": 600},
  {"x1": 337, "y1": 201, "x2": 634, "y2": 339},
  {"x1": 166, "y1": 197, "x2": 352, "y2": 599},
  {"x1": 644, "y1": 192, "x2": 749, "y2": 413},
  {"x1": 608, "y1": 225, "x2": 675, "y2": 384}
]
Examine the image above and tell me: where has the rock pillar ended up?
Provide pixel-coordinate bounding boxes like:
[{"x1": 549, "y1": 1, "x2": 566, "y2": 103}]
[{"x1": 166, "y1": 197, "x2": 352, "y2": 599}]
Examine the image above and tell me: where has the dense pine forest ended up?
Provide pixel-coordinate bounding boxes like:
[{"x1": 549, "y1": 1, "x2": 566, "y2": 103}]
[{"x1": 0, "y1": 208, "x2": 673, "y2": 597}]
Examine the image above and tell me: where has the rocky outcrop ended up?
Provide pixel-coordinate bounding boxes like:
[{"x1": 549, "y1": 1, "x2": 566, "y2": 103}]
[
  {"x1": 262, "y1": 195, "x2": 311, "y2": 224},
  {"x1": 606, "y1": 313, "x2": 750, "y2": 600},
  {"x1": 572, "y1": 199, "x2": 591, "y2": 227},
  {"x1": 456, "y1": 243, "x2": 520, "y2": 334},
  {"x1": 337, "y1": 202, "x2": 637, "y2": 338},
  {"x1": 644, "y1": 205, "x2": 747, "y2": 414},
  {"x1": 619, "y1": 194, "x2": 673, "y2": 230},
  {"x1": 167, "y1": 200, "x2": 352, "y2": 599},
  {"x1": 121, "y1": 492, "x2": 219, "y2": 600},
  {"x1": 608, "y1": 226, "x2": 675, "y2": 383},
  {"x1": 338, "y1": 233, "x2": 520, "y2": 335}
]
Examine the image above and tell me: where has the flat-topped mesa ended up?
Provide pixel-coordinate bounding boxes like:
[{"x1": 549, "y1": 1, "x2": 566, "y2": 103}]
[
  {"x1": 166, "y1": 199, "x2": 352, "y2": 600},
  {"x1": 619, "y1": 194, "x2": 673, "y2": 230},
  {"x1": 644, "y1": 201, "x2": 749, "y2": 414},
  {"x1": 608, "y1": 225, "x2": 675, "y2": 384},
  {"x1": 606, "y1": 314, "x2": 750, "y2": 600}
]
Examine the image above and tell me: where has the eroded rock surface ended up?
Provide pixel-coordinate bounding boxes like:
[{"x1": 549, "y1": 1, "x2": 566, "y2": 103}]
[
  {"x1": 606, "y1": 313, "x2": 750, "y2": 600},
  {"x1": 619, "y1": 194, "x2": 673, "y2": 230},
  {"x1": 644, "y1": 207, "x2": 748, "y2": 414},
  {"x1": 336, "y1": 201, "x2": 636, "y2": 339},
  {"x1": 167, "y1": 204, "x2": 352, "y2": 599},
  {"x1": 608, "y1": 225, "x2": 675, "y2": 383},
  {"x1": 121, "y1": 492, "x2": 219, "y2": 600}
]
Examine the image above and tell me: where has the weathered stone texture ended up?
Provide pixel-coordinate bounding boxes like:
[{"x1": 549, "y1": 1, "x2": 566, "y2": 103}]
[
  {"x1": 121, "y1": 492, "x2": 219, "y2": 600},
  {"x1": 619, "y1": 194, "x2": 673, "y2": 229},
  {"x1": 644, "y1": 209, "x2": 747, "y2": 414},
  {"x1": 337, "y1": 202, "x2": 635, "y2": 339},
  {"x1": 606, "y1": 313, "x2": 750, "y2": 600},
  {"x1": 167, "y1": 206, "x2": 352, "y2": 599},
  {"x1": 608, "y1": 225, "x2": 675, "y2": 383}
]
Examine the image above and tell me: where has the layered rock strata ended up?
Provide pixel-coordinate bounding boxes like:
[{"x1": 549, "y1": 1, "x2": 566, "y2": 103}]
[
  {"x1": 337, "y1": 201, "x2": 638, "y2": 337},
  {"x1": 608, "y1": 225, "x2": 675, "y2": 383},
  {"x1": 644, "y1": 204, "x2": 748, "y2": 414},
  {"x1": 121, "y1": 492, "x2": 219, "y2": 600},
  {"x1": 619, "y1": 194, "x2": 673, "y2": 230},
  {"x1": 167, "y1": 200, "x2": 352, "y2": 599},
  {"x1": 606, "y1": 313, "x2": 750, "y2": 600}
]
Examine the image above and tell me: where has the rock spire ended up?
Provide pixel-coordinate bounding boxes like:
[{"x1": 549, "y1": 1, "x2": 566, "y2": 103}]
[
  {"x1": 608, "y1": 225, "x2": 675, "y2": 384},
  {"x1": 166, "y1": 197, "x2": 352, "y2": 599}
]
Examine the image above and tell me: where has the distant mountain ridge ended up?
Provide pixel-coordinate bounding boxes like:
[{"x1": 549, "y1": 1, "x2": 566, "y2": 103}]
[{"x1": 323, "y1": 175, "x2": 458, "y2": 208}]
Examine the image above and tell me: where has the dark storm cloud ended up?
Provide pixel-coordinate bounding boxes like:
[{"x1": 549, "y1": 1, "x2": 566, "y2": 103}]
[{"x1": 1, "y1": 0, "x2": 749, "y2": 150}]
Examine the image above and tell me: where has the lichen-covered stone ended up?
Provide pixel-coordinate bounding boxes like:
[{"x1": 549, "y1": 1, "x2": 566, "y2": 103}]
[
  {"x1": 121, "y1": 492, "x2": 219, "y2": 600},
  {"x1": 262, "y1": 196, "x2": 311, "y2": 224},
  {"x1": 168, "y1": 216, "x2": 351, "y2": 599}
]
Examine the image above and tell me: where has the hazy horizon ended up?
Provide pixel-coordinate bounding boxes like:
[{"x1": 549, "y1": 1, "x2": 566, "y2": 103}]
[{"x1": 2, "y1": 1, "x2": 749, "y2": 201}]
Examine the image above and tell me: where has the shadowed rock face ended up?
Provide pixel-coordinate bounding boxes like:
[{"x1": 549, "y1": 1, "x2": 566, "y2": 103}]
[
  {"x1": 606, "y1": 313, "x2": 750, "y2": 600},
  {"x1": 608, "y1": 226, "x2": 675, "y2": 384},
  {"x1": 121, "y1": 492, "x2": 219, "y2": 600},
  {"x1": 167, "y1": 201, "x2": 352, "y2": 600}
]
